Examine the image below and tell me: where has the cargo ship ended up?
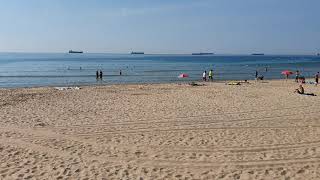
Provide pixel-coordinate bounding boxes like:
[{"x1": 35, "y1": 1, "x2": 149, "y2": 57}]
[
  {"x1": 191, "y1": 52, "x2": 214, "y2": 55},
  {"x1": 69, "y1": 50, "x2": 83, "y2": 53},
  {"x1": 251, "y1": 53, "x2": 264, "y2": 56},
  {"x1": 131, "y1": 52, "x2": 144, "y2": 55}
]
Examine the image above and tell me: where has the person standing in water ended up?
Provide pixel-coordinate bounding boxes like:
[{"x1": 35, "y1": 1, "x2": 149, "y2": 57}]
[
  {"x1": 119, "y1": 70, "x2": 122, "y2": 76},
  {"x1": 99, "y1": 70, "x2": 103, "y2": 79},
  {"x1": 208, "y1": 69, "x2": 213, "y2": 81},
  {"x1": 255, "y1": 70, "x2": 258, "y2": 80},
  {"x1": 96, "y1": 70, "x2": 99, "y2": 79}
]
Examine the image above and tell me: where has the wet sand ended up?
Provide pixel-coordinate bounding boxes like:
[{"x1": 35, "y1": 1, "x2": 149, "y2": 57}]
[{"x1": 0, "y1": 80, "x2": 320, "y2": 179}]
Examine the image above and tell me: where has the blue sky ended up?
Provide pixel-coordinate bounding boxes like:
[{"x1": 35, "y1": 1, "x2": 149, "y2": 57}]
[{"x1": 0, "y1": 0, "x2": 319, "y2": 54}]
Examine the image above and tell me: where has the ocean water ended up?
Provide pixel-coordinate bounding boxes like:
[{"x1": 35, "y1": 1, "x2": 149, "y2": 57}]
[{"x1": 0, "y1": 53, "x2": 319, "y2": 88}]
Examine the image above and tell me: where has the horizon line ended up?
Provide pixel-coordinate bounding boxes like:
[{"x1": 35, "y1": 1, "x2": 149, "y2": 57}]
[{"x1": 0, "y1": 51, "x2": 319, "y2": 56}]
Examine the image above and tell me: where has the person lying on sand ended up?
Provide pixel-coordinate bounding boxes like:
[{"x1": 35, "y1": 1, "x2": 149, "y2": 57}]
[
  {"x1": 294, "y1": 85, "x2": 316, "y2": 96},
  {"x1": 188, "y1": 82, "x2": 204, "y2": 86},
  {"x1": 226, "y1": 80, "x2": 250, "y2": 85},
  {"x1": 227, "y1": 82, "x2": 241, "y2": 85}
]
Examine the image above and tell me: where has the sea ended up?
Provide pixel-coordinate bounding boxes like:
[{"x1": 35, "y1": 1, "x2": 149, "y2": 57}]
[{"x1": 0, "y1": 53, "x2": 319, "y2": 88}]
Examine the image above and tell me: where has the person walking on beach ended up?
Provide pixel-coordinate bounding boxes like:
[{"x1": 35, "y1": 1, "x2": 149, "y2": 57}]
[
  {"x1": 295, "y1": 70, "x2": 300, "y2": 83},
  {"x1": 208, "y1": 70, "x2": 213, "y2": 81},
  {"x1": 96, "y1": 70, "x2": 99, "y2": 79},
  {"x1": 315, "y1": 72, "x2": 319, "y2": 85},
  {"x1": 255, "y1": 70, "x2": 258, "y2": 80},
  {"x1": 202, "y1": 71, "x2": 207, "y2": 81},
  {"x1": 99, "y1": 70, "x2": 103, "y2": 79}
]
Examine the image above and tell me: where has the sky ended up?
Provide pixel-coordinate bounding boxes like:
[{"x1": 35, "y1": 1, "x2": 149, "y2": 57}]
[{"x1": 0, "y1": 0, "x2": 319, "y2": 54}]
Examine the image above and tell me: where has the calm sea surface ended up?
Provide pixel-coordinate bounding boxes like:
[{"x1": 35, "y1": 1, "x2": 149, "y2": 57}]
[{"x1": 0, "y1": 53, "x2": 319, "y2": 88}]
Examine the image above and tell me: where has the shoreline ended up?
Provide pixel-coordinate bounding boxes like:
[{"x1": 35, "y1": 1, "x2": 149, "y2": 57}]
[
  {"x1": 1, "y1": 79, "x2": 319, "y2": 179},
  {"x1": 0, "y1": 77, "x2": 315, "y2": 90}
]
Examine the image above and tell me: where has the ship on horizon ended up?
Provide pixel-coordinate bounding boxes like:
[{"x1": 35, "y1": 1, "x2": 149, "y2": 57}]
[
  {"x1": 69, "y1": 50, "x2": 83, "y2": 53},
  {"x1": 192, "y1": 52, "x2": 214, "y2": 55},
  {"x1": 251, "y1": 53, "x2": 265, "y2": 56},
  {"x1": 131, "y1": 52, "x2": 144, "y2": 55}
]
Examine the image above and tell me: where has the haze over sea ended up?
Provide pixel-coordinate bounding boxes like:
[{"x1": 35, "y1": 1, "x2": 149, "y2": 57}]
[{"x1": 0, "y1": 53, "x2": 319, "y2": 88}]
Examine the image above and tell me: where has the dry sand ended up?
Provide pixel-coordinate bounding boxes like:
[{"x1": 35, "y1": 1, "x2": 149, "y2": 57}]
[{"x1": 0, "y1": 80, "x2": 320, "y2": 179}]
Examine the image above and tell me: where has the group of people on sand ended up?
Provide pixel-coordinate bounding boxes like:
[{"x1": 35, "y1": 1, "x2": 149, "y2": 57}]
[
  {"x1": 202, "y1": 70, "x2": 214, "y2": 81},
  {"x1": 294, "y1": 70, "x2": 306, "y2": 83},
  {"x1": 294, "y1": 70, "x2": 319, "y2": 85}
]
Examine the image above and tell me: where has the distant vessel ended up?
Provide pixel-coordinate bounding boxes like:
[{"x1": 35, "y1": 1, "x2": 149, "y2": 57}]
[
  {"x1": 69, "y1": 50, "x2": 83, "y2": 53},
  {"x1": 251, "y1": 53, "x2": 264, "y2": 56},
  {"x1": 131, "y1": 52, "x2": 144, "y2": 55},
  {"x1": 192, "y1": 53, "x2": 214, "y2": 55}
]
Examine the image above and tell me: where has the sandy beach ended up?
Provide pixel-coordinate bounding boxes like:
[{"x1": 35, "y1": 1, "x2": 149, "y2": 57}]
[{"x1": 0, "y1": 80, "x2": 320, "y2": 179}]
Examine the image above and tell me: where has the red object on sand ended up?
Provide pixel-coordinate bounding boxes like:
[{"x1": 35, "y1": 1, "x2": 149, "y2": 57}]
[
  {"x1": 281, "y1": 70, "x2": 293, "y2": 75},
  {"x1": 178, "y1": 73, "x2": 189, "y2": 78}
]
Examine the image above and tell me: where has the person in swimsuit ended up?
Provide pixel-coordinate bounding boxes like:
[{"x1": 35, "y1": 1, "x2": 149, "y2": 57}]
[
  {"x1": 294, "y1": 85, "x2": 304, "y2": 94},
  {"x1": 294, "y1": 85, "x2": 316, "y2": 96}
]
